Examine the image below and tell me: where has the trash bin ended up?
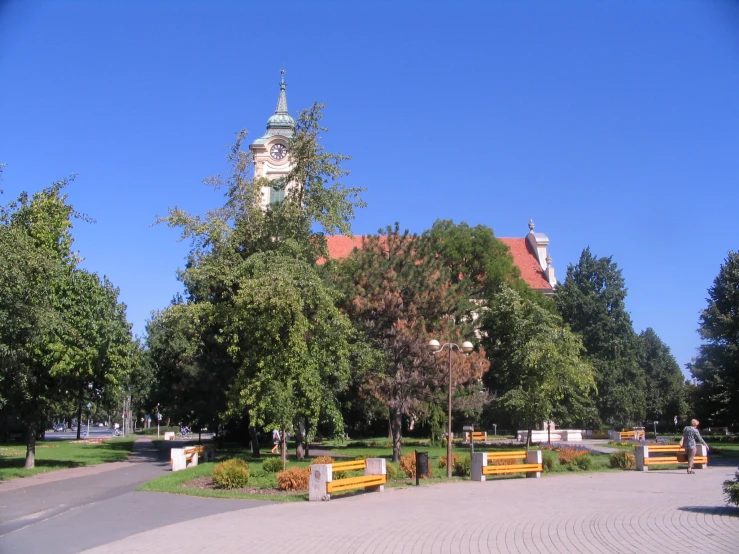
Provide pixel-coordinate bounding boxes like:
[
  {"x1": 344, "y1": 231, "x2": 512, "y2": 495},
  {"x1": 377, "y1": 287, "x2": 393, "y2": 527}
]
[{"x1": 415, "y1": 450, "x2": 429, "y2": 482}]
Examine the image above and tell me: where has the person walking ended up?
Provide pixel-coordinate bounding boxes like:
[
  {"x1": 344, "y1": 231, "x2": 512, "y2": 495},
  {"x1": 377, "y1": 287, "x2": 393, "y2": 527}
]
[
  {"x1": 271, "y1": 429, "x2": 280, "y2": 454},
  {"x1": 681, "y1": 419, "x2": 709, "y2": 474}
]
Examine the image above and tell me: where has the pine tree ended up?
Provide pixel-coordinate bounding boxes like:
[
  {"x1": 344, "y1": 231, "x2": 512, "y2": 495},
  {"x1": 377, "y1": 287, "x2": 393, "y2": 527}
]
[{"x1": 689, "y1": 251, "x2": 739, "y2": 427}]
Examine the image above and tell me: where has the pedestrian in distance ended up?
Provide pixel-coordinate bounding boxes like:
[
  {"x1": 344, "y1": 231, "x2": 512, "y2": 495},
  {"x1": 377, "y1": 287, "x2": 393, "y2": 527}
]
[
  {"x1": 680, "y1": 419, "x2": 709, "y2": 474},
  {"x1": 271, "y1": 429, "x2": 280, "y2": 454}
]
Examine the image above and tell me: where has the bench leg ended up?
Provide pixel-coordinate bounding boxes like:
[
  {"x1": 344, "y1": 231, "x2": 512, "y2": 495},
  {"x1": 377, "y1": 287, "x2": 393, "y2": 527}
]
[
  {"x1": 635, "y1": 446, "x2": 648, "y2": 471},
  {"x1": 526, "y1": 451, "x2": 542, "y2": 478},
  {"x1": 171, "y1": 448, "x2": 186, "y2": 471},
  {"x1": 471, "y1": 452, "x2": 487, "y2": 482},
  {"x1": 309, "y1": 464, "x2": 332, "y2": 502},
  {"x1": 364, "y1": 458, "x2": 386, "y2": 492}
]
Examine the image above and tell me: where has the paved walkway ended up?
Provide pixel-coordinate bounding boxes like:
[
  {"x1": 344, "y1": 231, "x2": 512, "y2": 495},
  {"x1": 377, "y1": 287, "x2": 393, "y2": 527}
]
[
  {"x1": 83, "y1": 465, "x2": 739, "y2": 554},
  {"x1": 0, "y1": 437, "x2": 269, "y2": 554}
]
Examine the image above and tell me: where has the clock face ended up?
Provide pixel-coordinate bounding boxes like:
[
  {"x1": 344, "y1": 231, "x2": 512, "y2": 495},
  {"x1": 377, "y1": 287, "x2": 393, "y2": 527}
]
[{"x1": 270, "y1": 143, "x2": 287, "y2": 160}]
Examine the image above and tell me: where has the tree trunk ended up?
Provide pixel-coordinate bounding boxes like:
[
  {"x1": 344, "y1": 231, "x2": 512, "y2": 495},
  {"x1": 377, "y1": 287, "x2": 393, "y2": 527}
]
[
  {"x1": 76, "y1": 403, "x2": 82, "y2": 440},
  {"x1": 295, "y1": 419, "x2": 306, "y2": 461},
  {"x1": 390, "y1": 407, "x2": 403, "y2": 462},
  {"x1": 25, "y1": 419, "x2": 37, "y2": 469},
  {"x1": 248, "y1": 426, "x2": 260, "y2": 457},
  {"x1": 526, "y1": 420, "x2": 533, "y2": 451},
  {"x1": 281, "y1": 426, "x2": 288, "y2": 470}
]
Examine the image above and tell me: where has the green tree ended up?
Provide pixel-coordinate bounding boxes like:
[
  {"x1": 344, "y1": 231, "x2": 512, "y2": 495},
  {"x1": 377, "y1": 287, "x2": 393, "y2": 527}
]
[
  {"x1": 0, "y1": 177, "x2": 135, "y2": 468},
  {"x1": 424, "y1": 219, "x2": 554, "y2": 309},
  {"x1": 222, "y1": 253, "x2": 360, "y2": 463},
  {"x1": 637, "y1": 328, "x2": 687, "y2": 424},
  {"x1": 152, "y1": 104, "x2": 367, "y2": 455},
  {"x1": 555, "y1": 248, "x2": 645, "y2": 426},
  {"x1": 481, "y1": 286, "x2": 597, "y2": 447},
  {"x1": 335, "y1": 224, "x2": 490, "y2": 461},
  {"x1": 689, "y1": 251, "x2": 739, "y2": 427}
]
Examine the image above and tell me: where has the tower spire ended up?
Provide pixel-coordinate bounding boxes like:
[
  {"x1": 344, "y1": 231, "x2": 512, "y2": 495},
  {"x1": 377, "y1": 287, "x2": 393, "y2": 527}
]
[
  {"x1": 265, "y1": 69, "x2": 294, "y2": 136},
  {"x1": 275, "y1": 69, "x2": 288, "y2": 115}
]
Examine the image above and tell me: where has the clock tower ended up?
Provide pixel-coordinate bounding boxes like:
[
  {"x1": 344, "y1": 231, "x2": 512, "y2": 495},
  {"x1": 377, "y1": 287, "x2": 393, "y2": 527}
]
[{"x1": 250, "y1": 70, "x2": 295, "y2": 209}]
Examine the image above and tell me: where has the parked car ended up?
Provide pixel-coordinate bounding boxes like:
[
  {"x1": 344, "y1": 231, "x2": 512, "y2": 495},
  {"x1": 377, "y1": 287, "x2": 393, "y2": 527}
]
[
  {"x1": 96, "y1": 422, "x2": 105, "y2": 427},
  {"x1": 54, "y1": 424, "x2": 66, "y2": 432}
]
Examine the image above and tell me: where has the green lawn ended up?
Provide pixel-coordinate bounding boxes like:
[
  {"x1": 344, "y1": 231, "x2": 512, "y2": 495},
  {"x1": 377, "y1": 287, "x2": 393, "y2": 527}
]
[{"x1": 0, "y1": 437, "x2": 136, "y2": 481}]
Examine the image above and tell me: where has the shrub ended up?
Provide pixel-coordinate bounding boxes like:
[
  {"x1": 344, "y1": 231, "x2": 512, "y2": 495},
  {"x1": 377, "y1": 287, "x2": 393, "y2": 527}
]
[
  {"x1": 609, "y1": 450, "x2": 636, "y2": 470},
  {"x1": 454, "y1": 456, "x2": 471, "y2": 477},
  {"x1": 558, "y1": 447, "x2": 588, "y2": 465},
  {"x1": 212, "y1": 459, "x2": 250, "y2": 489},
  {"x1": 570, "y1": 454, "x2": 594, "y2": 471},
  {"x1": 723, "y1": 469, "x2": 739, "y2": 506},
  {"x1": 542, "y1": 451, "x2": 558, "y2": 472},
  {"x1": 438, "y1": 454, "x2": 461, "y2": 469},
  {"x1": 277, "y1": 466, "x2": 310, "y2": 491},
  {"x1": 386, "y1": 462, "x2": 399, "y2": 480},
  {"x1": 262, "y1": 457, "x2": 283, "y2": 473},
  {"x1": 400, "y1": 452, "x2": 416, "y2": 478},
  {"x1": 311, "y1": 456, "x2": 335, "y2": 465}
]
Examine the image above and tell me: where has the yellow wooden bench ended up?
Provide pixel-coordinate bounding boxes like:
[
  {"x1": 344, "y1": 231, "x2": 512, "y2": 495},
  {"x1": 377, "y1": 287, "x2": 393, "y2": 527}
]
[
  {"x1": 618, "y1": 430, "x2": 645, "y2": 440},
  {"x1": 472, "y1": 450, "x2": 543, "y2": 481},
  {"x1": 310, "y1": 458, "x2": 387, "y2": 501},
  {"x1": 635, "y1": 444, "x2": 708, "y2": 471},
  {"x1": 465, "y1": 431, "x2": 488, "y2": 442}
]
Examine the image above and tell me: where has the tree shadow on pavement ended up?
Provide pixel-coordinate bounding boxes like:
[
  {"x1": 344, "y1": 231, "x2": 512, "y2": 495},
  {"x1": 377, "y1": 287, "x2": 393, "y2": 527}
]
[{"x1": 679, "y1": 505, "x2": 739, "y2": 517}]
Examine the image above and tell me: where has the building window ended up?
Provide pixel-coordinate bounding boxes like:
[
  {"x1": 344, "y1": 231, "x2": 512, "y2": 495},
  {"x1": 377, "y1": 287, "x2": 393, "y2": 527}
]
[{"x1": 270, "y1": 180, "x2": 285, "y2": 204}]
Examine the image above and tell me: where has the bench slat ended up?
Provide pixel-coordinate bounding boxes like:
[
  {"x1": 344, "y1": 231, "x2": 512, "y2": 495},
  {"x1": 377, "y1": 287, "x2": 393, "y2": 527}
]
[
  {"x1": 646, "y1": 446, "x2": 682, "y2": 452},
  {"x1": 327, "y1": 474, "x2": 387, "y2": 493},
  {"x1": 644, "y1": 456, "x2": 707, "y2": 466},
  {"x1": 332, "y1": 460, "x2": 367, "y2": 472},
  {"x1": 486, "y1": 451, "x2": 526, "y2": 459},
  {"x1": 483, "y1": 463, "x2": 542, "y2": 475}
]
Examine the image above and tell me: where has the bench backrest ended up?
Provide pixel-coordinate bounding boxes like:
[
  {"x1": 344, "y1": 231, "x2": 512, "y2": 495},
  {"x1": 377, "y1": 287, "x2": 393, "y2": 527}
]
[
  {"x1": 486, "y1": 450, "x2": 526, "y2": 461},
  {"x1": 331, "y1": 459, "x2": 367, "y2": 472},
  {"x1": 645, "y1": 445, "x2": 681, "y2": 453}
]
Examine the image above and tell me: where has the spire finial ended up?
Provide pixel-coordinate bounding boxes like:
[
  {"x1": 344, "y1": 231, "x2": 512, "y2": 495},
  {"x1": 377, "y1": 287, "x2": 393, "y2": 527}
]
[
  {"x1": 280, "y1": 69, "x2": 286, "y2": 88},
  {"x1": 528, "y1": 219, "x2": 535, "y2": 233}
]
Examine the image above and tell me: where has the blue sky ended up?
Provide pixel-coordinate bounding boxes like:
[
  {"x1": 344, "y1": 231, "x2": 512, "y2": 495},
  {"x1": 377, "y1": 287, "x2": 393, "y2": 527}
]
[{"x1": 1, "y1": 1, "x2": 737, "y2": 374}]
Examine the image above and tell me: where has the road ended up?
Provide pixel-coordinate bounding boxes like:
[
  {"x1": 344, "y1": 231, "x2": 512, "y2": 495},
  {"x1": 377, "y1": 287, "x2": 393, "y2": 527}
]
[{"x1": 0, "y1": 437, "x2": 270, "y2": 554}]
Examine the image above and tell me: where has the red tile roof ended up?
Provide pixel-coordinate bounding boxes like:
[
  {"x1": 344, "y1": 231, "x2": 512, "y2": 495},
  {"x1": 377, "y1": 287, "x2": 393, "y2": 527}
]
[
  {"x1": 499, "y1": 238, "x2": 552, "y2": 291},
  {"x1": 324, "y1": 235, "x2": 553, "y2": 291}
]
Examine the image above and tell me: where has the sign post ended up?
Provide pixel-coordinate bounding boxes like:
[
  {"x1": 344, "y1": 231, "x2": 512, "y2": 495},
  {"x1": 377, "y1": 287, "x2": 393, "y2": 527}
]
[{"x1": 463, "y1": 425, "x2": 474, "y2": 456}]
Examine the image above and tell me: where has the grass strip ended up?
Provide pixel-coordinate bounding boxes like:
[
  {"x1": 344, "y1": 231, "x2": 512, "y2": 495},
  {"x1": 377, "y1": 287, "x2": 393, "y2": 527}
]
[{"x1": 0, "y1": 437, "x2": 136, "y2": 481}]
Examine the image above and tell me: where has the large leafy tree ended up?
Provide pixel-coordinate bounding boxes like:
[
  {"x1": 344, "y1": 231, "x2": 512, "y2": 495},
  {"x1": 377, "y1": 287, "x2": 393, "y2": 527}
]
[
  {"x1": 0, "y1": 176, "x2": 135, "y2": 468},
  {"x1": 637, "y1": 328, "x2": 687, "y2": 424},
  {"x1": 555, "y1": 248, "x2": 645, "y2": 426},
  {"x1": 335, "y1": 224, "x2": 490, "y2": 461},
  {"x1": 481, "y1": 286, "x2": 597, "y2": 446},
  {"x1": 153, "y1": 104, "x2": 368, "y2": 455},
  {"x1": 689, "y1": 251, "x2": 739, "y2": 427},
  {"x1": 424, "y1": 219, "x2": 554, "y2": 309},
  {"x1": 223, "y1": 252, "x2": 360, "y2": 465}
]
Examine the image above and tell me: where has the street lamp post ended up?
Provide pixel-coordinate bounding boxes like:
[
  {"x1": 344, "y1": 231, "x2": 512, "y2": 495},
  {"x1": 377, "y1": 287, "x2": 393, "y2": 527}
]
[{"x1": 427, "y1": 339, "x2": 474, "y2": 478}]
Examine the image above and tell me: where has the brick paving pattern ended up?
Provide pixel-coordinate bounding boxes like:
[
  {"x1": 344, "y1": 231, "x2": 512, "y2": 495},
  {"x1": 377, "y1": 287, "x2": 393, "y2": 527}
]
[{"x1": 85, "y1": 466, "x2": 739, "y2": 554}]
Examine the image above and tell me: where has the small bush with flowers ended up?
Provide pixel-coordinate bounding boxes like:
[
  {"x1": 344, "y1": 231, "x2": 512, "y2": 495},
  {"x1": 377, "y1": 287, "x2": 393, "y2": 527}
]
[{"x1": 558, "y1": 447, "x2": 589, "y2": 466}]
